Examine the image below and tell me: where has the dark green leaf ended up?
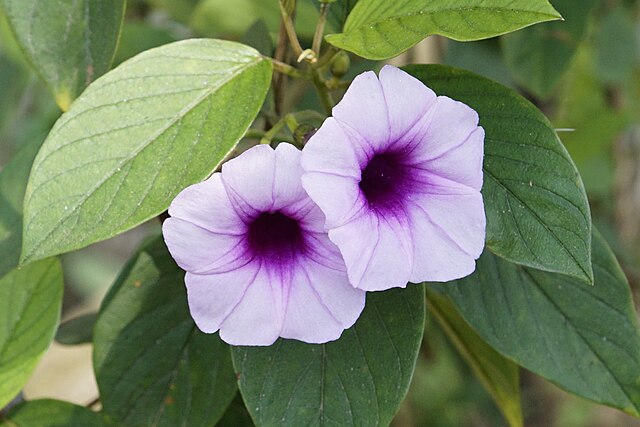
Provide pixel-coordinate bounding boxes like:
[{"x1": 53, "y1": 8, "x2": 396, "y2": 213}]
[
  {"x1": 0, "y1": 259, "x2": 63, "y2": 409},
  {"x1": 325, "y1": 0, "x2": 561, "y2": 60},
  {"x1": 216, "y1": 393, "x2": 254, "y2": 427},
  {"x1": 93, "y1": 237, "x2": 237, "y2": 427},
  {"x1": 436, "y1": 229, "x2": 640, "y2": 416},
  {"x1": 0, "y1": 139, "x2": 41, "y2": 279},
  {"x1": 313, "y1": 0, "x2": 359, "y2": 32},
  {"x1": 0, "y1": 0, "x2": 126, "y2": 110},
  {"x1": 425, "y1": 290, "x2": 522, "y2": 427},
  {"x1": 21, "y1": 39, "x2": 272, "y2": 264},
  {"x1": 502, "y1": 0, "x2": 598, "y2": 98},
  {"x1": 55, "y1": 313, "x2": 97, "y2": 346},
  {"x1": 0, "y1": 399, "x2": 105, "y2": 427},
  {"x1": 232, "y1": 285, "x2": 425, "y2": 426},
  {"x1": 405, "y1": 64, "x2": 592, "y2": 283}
]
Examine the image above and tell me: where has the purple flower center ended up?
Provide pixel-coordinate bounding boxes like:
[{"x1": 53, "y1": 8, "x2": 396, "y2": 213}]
[
  {"x1": 359, "y1": 152, "x2": 410, "y2": 212},
  {"x1": 247, "y1": 211, "x2": 305, "y2": 261}
]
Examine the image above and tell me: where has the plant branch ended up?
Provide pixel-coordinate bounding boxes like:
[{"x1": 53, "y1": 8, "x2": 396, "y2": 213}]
[
  {"x1": 278, "y1": 0, "x2": 304, "y2": 58},
  {"x1": 312, "y1": 70, "x2": 334, "y2": 115},
  {"x1": 312, "y1": 2, "x2": 330, "y2": 55},
  {"x1": 270, "y1": 58, "x2": 309, "y2": 79}
]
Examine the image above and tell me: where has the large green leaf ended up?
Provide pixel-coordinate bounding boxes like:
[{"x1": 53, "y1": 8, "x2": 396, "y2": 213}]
[
  {"x1": 21, "y1": 39, "x2": 272, "y2": 264},
  {"x1": 436, "y1": 230, "x2": 640, "y2": 416},
  {"x1": 232, "y1": 285, "x2": 425, "y2": 426},
  {"x1": 405, "y1": 64, "x2": 592, "y2": 283},
  {"x1": 0, "y1": 399, "x2": 105, "y2": 427},
  {"x1": 0, "y1": 259, "x2": 63, "y2": 409},
  {"x1": 0, "y1": 0, "x2": 126, "y2": 111},
  {"x1": 0, "y1": 139, "x2": 41, "y2": 279},
  {"x1": 502, "y1": 0, "x2": 597, "y2": 98},
  {"x1": 325, "y1": 0, "x2": 561, "y2": 60},
  {"x1": 425, "y1": 290, "x2": 522, "y2": 427},
  {"x1": 93, "y1": 237, "x2": 237, "y2": 427}
]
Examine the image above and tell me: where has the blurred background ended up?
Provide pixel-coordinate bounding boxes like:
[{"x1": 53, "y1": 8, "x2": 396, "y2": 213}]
[{"x1": 2, "y1": 0, "x2": 640, "y2": 425}]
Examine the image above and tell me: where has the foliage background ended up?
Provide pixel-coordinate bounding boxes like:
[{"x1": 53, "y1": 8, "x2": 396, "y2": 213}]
[{"x1": 1, "y1": 0, "x2": 640, "y2": 425}]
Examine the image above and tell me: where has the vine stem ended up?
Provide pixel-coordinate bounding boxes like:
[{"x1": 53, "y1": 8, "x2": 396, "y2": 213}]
[
  {"x1": 312, "y1": 2, "x2": 330, "y2": 56},
  {"x1": 312, "y1": 70, "x2": 334, "y2": 115},
  {"x1": 278, "y1": 0, "x2": 304, "y2": 58},
  {"x1": 270, "y1": 58, "x2": 309, "y2": 79}
]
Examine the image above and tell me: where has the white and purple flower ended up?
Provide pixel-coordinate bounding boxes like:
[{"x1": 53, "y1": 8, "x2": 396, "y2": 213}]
[
  {"x1": 163, "y1": 143, "x2": 365, "y2": 346},
  {"x1": 301, "y1": 65, "x2": 486, "y2": 291}
]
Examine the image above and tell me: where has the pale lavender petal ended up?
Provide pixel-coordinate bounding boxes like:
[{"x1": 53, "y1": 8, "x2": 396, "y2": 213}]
[
  {"x1": 168, "y1": 173, "x2": 246, "y2": 235},
  {"x1": 301, "y1": 172, "x2": 365, "y2": 228},
  {"x1": 163, "y1": 217, "x2": 247, "y2": 274},
  {"x1": 221, "y1": 144, "x2": 276, "y2": 214},
  {"x1": 271, "y1": 143, "x2": 308, "y2": 208},
  {"x1": 301, "y1": 118, "x2": 363, "y2": 176},
  {"x1": 329, "y1": 212, "x2": 413, "y2": 291},
  {"x1": 332, "y1": 71, "x2": 390, "y2": 150},
  {"x1": 407, "y1": 192, "x2": 485, "y2": 282},
  {"x1": 281, "y1": 261, "x2": 365, "y2": 343},
  {"x1": 219, "y1": 266, "x2": 288, "y2": 346},
  {"x1": 379, "y1": 65, "x2": 437, "y2": 143},
  {"x1": 184, "y1": 266, "x2": 258, "y2": 333},
  {"x1": 421, "y1": 127, "x2": 484, "y2": 191},
  {"x1": 407, "y1": 96, "x2": 480, "y2": 164}
]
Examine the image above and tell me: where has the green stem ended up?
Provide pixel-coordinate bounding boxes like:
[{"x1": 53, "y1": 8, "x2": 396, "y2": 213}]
[
  {"x1": 312, "y1": 70, "x2": 334, "y2": 115},
  {"x1": 278, "y1": 0, "x2": 304, "y2": 58},
  {"x1": 270, "y1": 58, "x2": 309, "y2": 79},
  {"x1": 312, "y1": 2, "x2": 329, "y2": 55}
]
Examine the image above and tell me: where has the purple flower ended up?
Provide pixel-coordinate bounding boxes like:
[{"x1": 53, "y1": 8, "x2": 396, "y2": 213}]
[
  {"x1": 163, "y1": 143, "x2": 365, "y2": 346},
  {"x1": 301, "y1": 65, "x2": 486, "y2": 291}
]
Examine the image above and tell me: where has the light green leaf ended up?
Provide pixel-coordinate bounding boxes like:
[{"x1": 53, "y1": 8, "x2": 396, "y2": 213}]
[
  {"x1": 0, "y1": 0, "x2": 126, "y2": 110},
  {"x1": 502, "y1": 0, "x2": 597, "y2": 98},
  {"x1": 405, "y1": 64, "x2": 593, "y2": 284},
  {"x1": 0, "y1": 259, "x2": 63, "y2": 409},
  {"x1": 0, "y1": 138, "x2": 42, "y2": 279},
  {"x1": 437, "y1": 229, "x2": 640, "y2": 416},
  {"x1": 0, "y1": 399, "x2": 105, "y2": 427},
  {"x1": 232, "y1": 285, "x2": 425, "y2": 426},
  {"x1": 93, "y1": 237, "x2": 237, "y2": 427},
  {"x1": 21, "y1": 39, "x2": 272, "y2": 264},
  {"x1": 325, "y1": 0, "x2": 561, "y2": 60},
  {"x1": 426, "y1": 290, "x2": 522, "y2": 427}
]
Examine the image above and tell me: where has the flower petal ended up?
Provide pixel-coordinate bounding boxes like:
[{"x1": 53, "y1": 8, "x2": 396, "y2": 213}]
[
  {"x1": 168, "y1": 173, "x2": 245, "y2": 235},
  {"x1": 281, "y1": 261, "x2": 365, "y2": 343},
  {"x1": 379, "y1": 65, "x2": 437, "y2": 143},
  {"x1": 221, "y1": 144, "x2": 276, "y2": 215},
  {"x1": 184, "y1": 265, "x2": 258, "y2": 334},
  {"x1": 332, "y1": 70, "x2": 390, "y2": 150},
  {"x1": 163, "y1": 217, "x2": 248, "y2": 274},
  {"x1": 407, "y1": 192, "x2": 485, "y2": 282},
  {"x1": 301, "y1": 172, "x2": 365, "y2": 229},
  {"x1": 421, "y1": 127, "x2": 484, "y2": 191},
  {"x1": 407, "y1": 96, "x2": 481, "y2": 164},
  {"x1": 218, "y1": 266, "x2": 288, "y2": 346},
  {"x1": 301, "y1": 118, "x2": 363, "y2": 176},
  {"x1": 329, "y1": 211, "x2": 413, "y2": 291}
]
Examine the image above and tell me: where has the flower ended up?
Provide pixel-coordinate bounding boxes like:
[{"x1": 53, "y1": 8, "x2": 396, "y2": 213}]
[
  {"x1": 301, "y1": 65, "x2": 485, "y2": 291},
  {"x1": 163, "y1": 143, "x2": 365, "y2": 346}
]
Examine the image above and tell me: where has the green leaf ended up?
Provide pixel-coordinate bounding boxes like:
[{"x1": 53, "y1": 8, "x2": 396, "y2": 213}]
[
  {"x1": 55, "y1": 313, "x2": 97, "y2": 346},
  {"x1": 436, "y1": 229, "x2": 640, "y2": 416},
  {"x1": 313, "y1": 0, "x2": 360, "y2": 32},
  {"x1": 0, "y1": 138, "x2": 42, "y2": 279},
  {"x1": 0, "y1": 399, "x2": 105, "y2": 427},
  {"x1": 425, "y1": 290, "x2": 522, "y2": 427},
  {"x1": 502, "y1": 0, "x2": 597, "y2": 98},
  {"x1": 325, "y1": 0, "x2": 562, "y2": 60},
  {"x1": 216, "y1": 393, "x2": 254, "y2": 427},
  {"x1": 594, "y1": 5, "x2": 638, "y2": 85},
  {"x1": 0, "y1": 0, "x2": 126, "y2": 110},
  {"x1": 405, "y1": 64, "x2": 593, "y2": 283},
  {"x1": 21, "y1": 39, "x2": 272, "y2": 264},
  {"x1": 232, "y1": 285, "x2": 425, "y2": 426},
  {"x1": 0, "y1": 259, "x2": 63, "y2": 410},
  {"x1": 93, "y1": 237, "x2": 237, "y2": 427}
]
